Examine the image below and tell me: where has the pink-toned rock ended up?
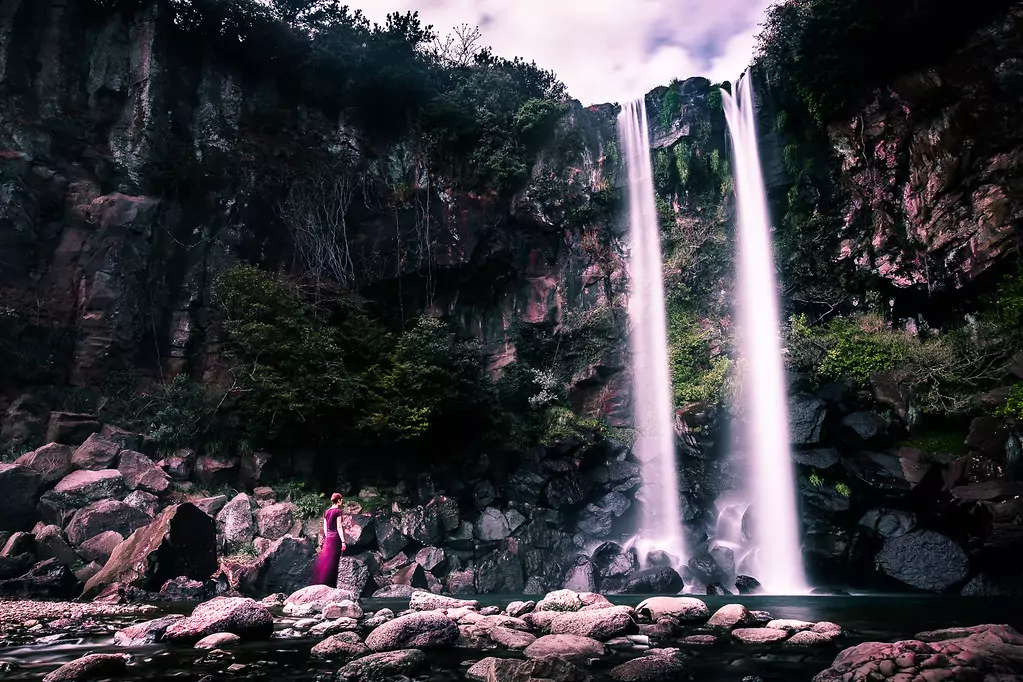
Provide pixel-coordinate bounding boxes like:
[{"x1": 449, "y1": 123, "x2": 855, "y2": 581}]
[
  {"x1": 15, "y1": 443, "x2": 73, "y2": 487},
  {"x1": 163, "y1": 597, "x2": 273, "y2": 643},
  {"x1": 117, "y1": 450, "x2": 170, "y2": 494},
  {"x1": 79, "y1": 531, "x2": 125, "y2": 564},
  {"x1": 732, "y1": 627, "x2": 789, "y2": 644},
  {"x1": 71, "y1": 434, "x2": 121, "y2": 471}
]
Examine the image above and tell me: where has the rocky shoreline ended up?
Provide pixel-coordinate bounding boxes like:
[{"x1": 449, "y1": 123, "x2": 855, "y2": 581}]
[{"x1": 3, "y1": 589, "x2": 1022, "y2": 682}]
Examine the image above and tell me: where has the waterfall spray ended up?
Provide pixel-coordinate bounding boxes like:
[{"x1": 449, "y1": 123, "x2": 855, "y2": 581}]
[
  {"x1": 721, "y1": 76, "x2": 808, "y2": 594},
  {"x1": 618, "y1": 99, "x2": 686, "y2": 567}
]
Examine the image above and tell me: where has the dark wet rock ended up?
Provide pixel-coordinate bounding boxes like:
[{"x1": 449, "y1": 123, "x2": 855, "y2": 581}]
[
  {"x1": 159, "y1": 577, "x2": 207, "y2": 602},
  {"x1": 239, "y1": 451, "x2": 274, "y2": 488},
  {"x1": 428, "y1": 495, "x2": 460, "y2": 532},
  {"x1": 114, "y1": 615, "x2": 186, "y2": 645},
  {"x1": 163, "y1": 597, "x2": 274, "y2": 643},
  {"x1": 250, "y1": 535, "x2": 313, "y2": 595},
  {"x1": 707, "y1": 604, "x2": 751, "y2": 630},
  {"x1": 336, "y1": 649, "x2": 426, "y2": 681},
  {"x1": 467, "y1": 656, "x2": 589, "y2": 682},
  {"x1": 576, "y1": 505, "x2": 614, "y2": 537},
  {"x1": 608, "y1": 653, "x2": 689, "y2": 681},
  {"x1": 193, "y1": 455, "x2": 239, "y2": 486},
  {"x1": 375, "y1": 518, "x2": 409, "y2": 560},
  {"x1": 477, "y1": 550, "x2": 524, "y2": 593},
  {"x1": 414, "y1": 546, "x2": 446, "y2": 573},
  {"x1": 116, "y1": 450, "x2": 169, "y2": 494},
  {"x1": 82, "y1": 503, "x2": 217, "y2": 599},
  {"x1": 122, "y1": 490, "x2": 160, "y2": 517},
  {"x1": 524, "y1": 633, "x2": 605, "y2": 661},
  {"x1": 0, "y1": 463, "x2": 43, "y2": 531},
  {"x1": 194, "y1": 496, "x2": 229, "y2": 517},
  {"x1": 858, "y1": 508, "x2": 915, "y2": 538},
  {"x1": 961, "y1": 573, "x2": 1023, "y2": 596},
  {"x1": 311, "y1": 631, "x2": 369, "y2": 659},
  {"x1": 34, "y1": 525, "x2": 79, "y2": 567},
  {"x1": 789, "y1": 394, "x2": 826, "y2": 444},
  {"x1": 364, "y1": 611, "x2": 459, "y2": 651},
  {"x1": 473, "y1": 480, "x2": 496, "y2": 507},
  {"x1": 0, "y1": 552, "x2": 35, "y2": 580},
  {"x1": 563, "y1": 557, "x2": 598, "y2": 592},
  {"x1": 71, "y1": 434, "x2": 122, "y2": 471},
  {"x1": 340, "y1": 514, "x2": 375, "y2": 548},
  {"x1": 336, "y1": 556, "x2": 371, "y2": 598},
  {"x1": 841, "y1": 412, "x2": 888, "y2": 440},
  {"x1": 391, "y1": 563, "x2": 430, "y2": 589},
  {"x1": 966, "y1": 416, "x2": 1011, "y2": 459},
  {"x1": 14, "y1": 443, "x2": 73, "y2": 487},
  {"x1": 812, "y1": 624, "x2": 1023, "y2": 681},
  {"x1": 622, "y1": 567, "x2": 683, "y2": 594},
  {"x1": 477, "y1": 507, "x2": 511, "y2": 541},
  {"x1": 875, "y1": 529, "x2": 969, "y2": 592},
  {"x1": 792, "y1": 447, "x2": 840, "y2": 468},
  {"x1": 446, "y1": 568, "x2": 476, "y2": 594},
  {"x1": 41, "y1": 653, "x2": 127, "y2": 682},
  {"x1": 636, "y1": 596, "x2": 709, "y2": 622},
  {"x1": 507, "y1": 470, "x2": 548, "y2": 503},
  {"x1": 734, "y1": 575, "x2": 762, "y2": 594},
  {"x1": 52, "y1": 469, "x2": 126, "y2": 507},
  {"x1": 549, "y1": 606, "x2": 637, "y2": 640},
  {"x1": 400, "y1": 505, "x2": 441, "y2": 545},
  {"x1": 0, "y1": 558, "x2": 78, "y2": 598},
  {"x1": 2, "y1": 531, "x2": 36, "y2": 557},
  {"x1": 546, "y1": 471, "x2": 591, "y2": 509},
  {"x1": 66, "y1": 500, "x2": 150, "y2": 547}
]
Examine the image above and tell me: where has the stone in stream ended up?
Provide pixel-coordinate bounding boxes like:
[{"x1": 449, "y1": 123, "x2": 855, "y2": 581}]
[
  {"x1": 335, "y1": 556, "x2": 370, "y2": 599},
  {"x1": 548, "y1": 605, "x2": 637, "y2": 640},
  {"x1": 323, "y1": 600, "x2": 363, "y2": 619},
  {"x1": 524, "y1": 633, "x2": 605, "y2": 661},
  {"x1": 41, "y1": 653, "x2": 128, "y2": 682},
  {"x1": 706, "y1": 603, "x2": 752, "y2": 630},
  {"x1": 158, "y1": 577, "x2": 206, "y2": 602},
  {"x1": 310, "y1": 631, "x2": 369, "y2": 659},
  {"x1": 284, "y1": 584, "x2": 351, "y2": 613},
  {"x1": 489, "y1": 625, "x2": 536, "y2": 650},
  {"x1": 507, "y1": 600, "x2": 536, "y2": 617},
  {"x1": 608, "y1": 652, "x2": 689, "y2": 681},
  {"x1": 635, "y1": 596, "x2": 709, "y2": 622},
  {"x1": 162, "y1": 597, "x2": 274, "y2": 643},
  {"x1": 786, "y1": 630, "x2": 837, "y2": 646},
  {"x1": 409, "y1": 590, "x2": 478, "y2": 611},
  {"x1": 535, "y1": 589, "x2": 586, "y2": 612},
  {"x1": 336, "y1": 649, "x2": 426, "y2": 680},
  {"x1": 0, "y1": 557, "x2": 77, "y2": 598},
  {"x1": 467, "y1": 656, "x2": 589, "y2": 681},
  {"x1": 195, "y1": 632, "x2": 241, "y2": 649},
  {"x1": 250, "y1": 535, "x2": 313, "y2": 595},
  {"x1": 732, "y1": 627, "x2": 789, "y2": 644},
  {"x1": 874, "y1": 529, "x2": 969, "y2": 592},
  {"x1": 114, "y1": 615, "x2": 186, "y2": 645},
  {"x1": 82, "y1": 503, "x2": 217, "y2": 599},
  {"x1": 364, "y1": 611, "x2": 459, "y2": 651}
]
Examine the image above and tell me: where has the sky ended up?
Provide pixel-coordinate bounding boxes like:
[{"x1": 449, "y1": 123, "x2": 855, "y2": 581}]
[{"x1": 345, "y1": 0, "x2": 777, "y2": 105}]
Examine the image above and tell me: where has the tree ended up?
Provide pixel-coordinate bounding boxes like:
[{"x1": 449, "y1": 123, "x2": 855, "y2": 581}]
[{"x1": 432, "y1": 24, "x2": 483, "y2": 67}]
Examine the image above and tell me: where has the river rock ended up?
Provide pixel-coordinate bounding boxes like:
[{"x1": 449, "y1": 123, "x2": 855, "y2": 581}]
[
  {"x1": 524, "y1": 633, "x2": 605, "y2": 661},
  {"x1": 536, "y1": 589, "x2": 585, "y2": 612},
  {"x1": 414, "y1": 546, "x2": 446, "y2": 573},
  {"x1": 41, "y1": 653, "x2": 127, "y2": 682},
  {"x1": 399, "y1": 505, "x2": 440, "y2": 545},
  {"x1": 0, "y1": 464, "x2": 43, "y2": 531},
  {"x1": 735, "y1": 575, "x2": 762, "y2": 594},
  {"x1": 707, "y1": 604, "x2": 751, "y2": 629},
  {"x1": 163, "y1": 597, "x2": 274, "y2": 643},
  {"x1": 114, "y1": 615, "x2": 186, "y2": 645},
  {"x1": 622, "y1": 567, "x2": 684, "y2": 594},
  {"x1": 116, "y1": 450, "x2": 169, "y2": 494},
  {"x1": 66, "y1": 499, "x2": 150, "y2": 546},
  {"x1": 14, "y1": 443, "x2": 73, "y2": 487},
  {"x1": 549, "y1": 605, "x2": 637, "y2": 640},
  {"x1": 71, "y1": 434, "x2": 121, "y2": 471},
  {"x1": 52, "y1": 469, "x2": 126, "y2": 506},
  {"x1": 285, "y1": 585, "x2": 351, "y2": 613},
  {"x1": 507, "y1": 600, "x2": 535, "y2": 617},
  {"x1": 732, "y1": 627, "x2": 789, "y2": 643},
  {"x1": 158, "y1": 577, "x2": 206, "y2": 602},
  {"x1": 789, "y1": 394, "x2": 826, "y2": 444},
  {"x1": 608, "y1": 653, "x2": 689, "y2": 681},
  {"x1": 545, "y1": 471, "x2": 590, "y2": 508},
  {"x1": 364, "y1": 611, "x2": 459, "y2": 651},
  {"x1": 467, "y1": 656, "x2": 588, "y2": 682},
  {"x1": 787, "y1": 630, "x2": 837, "y2": 646},
  {"x1": 256, "y1": 502, "x2": 299, "y2": 541},
  {"x1": 195, "y1": 632, "x2": 241, "y2": 649},
  {"x1": 409, "y1": 590, "x2": 478, "y2": 611},
  {"x1": 0, "y1": 552, "x2": 34, "y2": 580},
  {"x1": 216, "y1": 493, "x2": 255, "y2": 553},
  {"x1": 337, "y1": 649, "x2": 426, "y2": 681},
  {"x1": 323, "y1": 600, "x2": 363, "y2": 619},
  {"x1": 311, "y1": 631, "x2": 369, "y2": 659},
  {"x1": 636, "y1": 596, "x2": 709, "y2": 622},
  {"x1": 490, "y1": 625, "x2": 536, "y2": 650},
  {"x1": 0, "y1": 558, "x2": 77, "y2": 598},
  {"x1": 428, "y1": 495, "x2": 460, "y2": 531},
  {"x1": 477, "y1": 507, "x2": 511, "y2": 541},
  {"x1": 82, "y1": 503, "x2": 217, "y2": 598},
  {"x1": 875, "y1": 529, "x2": 969, "y2": 592}
]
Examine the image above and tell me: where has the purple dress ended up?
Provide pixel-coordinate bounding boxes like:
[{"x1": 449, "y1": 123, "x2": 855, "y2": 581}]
[{"x1": 311, "y1": 507, "x2": 344, "y2": 586}]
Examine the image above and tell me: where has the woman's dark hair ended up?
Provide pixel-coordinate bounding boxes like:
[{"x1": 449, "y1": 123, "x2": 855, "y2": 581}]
[{"x1": 330, "y1": 493, "x2": 343, "y2": 504}]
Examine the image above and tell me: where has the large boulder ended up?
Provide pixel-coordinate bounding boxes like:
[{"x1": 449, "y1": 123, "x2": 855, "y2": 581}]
[
  {"x1": 336, "y1": 556, "x2": 371, "y2": 598},
  {"x1": 52, "y1": 469, "x2": 127, "y2": 506},
  {"x1": 117, "y1": 450, "x2": 169, "y2": 494},
  {"x1": 375, "y1": 518, "x2": 409, "y2": 559},
  {"x1": 608, "y1": 653, "x2": 689, "y2": 681},
  {"x1": 82, "y1": 503, "x2": 218, "y2": 598},
  {"x1": 79, "y1": 531, "x2": 125, "y2": 564},
  {"x1": 549, "y1": 606, "x2": 637, "y2": 640},
  {"x1": 40, "y1": 653, "x2": 127, "y2": 682},
  {"x1": 71, "y1": 434, "x2": 122, "y2": 471},
  {"x1": 398, "y1": 505, "x2": 440, "y2": 545},
  {"x1": 193, "y1": 455, "x2": 239, "y2": 486},
  {"x1": 337, "y1": 649, "x2": 426, "y2": 681},
  {"x1": 875, "y1": 529, "x2": 970, "y2": 592},
  {"x1": 216, "y1": 494, "x2": 255, "y2": 553},
  {"x1": 636, "y1": 596, "x2": 710, "y2": 622},
  {"x1": 0, "y1": 558, "x2": 78, "y2": 599},
  {"x1": 789, "y1": 394, "x2": 826, "y2": 445},
  {"x1": 255, "y1": 502, "x2": 300, "y2": 541},
  {"x1": 310, "y1": 631, "x2": 369, "y2": 659},
  {"x1": 545, "y1": 471, "x2": 591, "y2": 509},
  {"x1": 621, "y1": 567, "x2": 684, "y2": 594},
  {"x1": 364, "y1": 611, "x2": 459, "y2": 651},
  {"x1": 409, "y1": 590, "x2": 478, "y2": 611},
  {"x1": 477, "y1": 508, "x2": 511, "y2": 542},
  {"x1": 285, "y1": 585, "x2": 351, "y2": 613},
  {"x1": 163, "y1": 597, "x2": 274, "y2": 643},
  {"x1": 114, "y1": 615, "x2": 186, "y2": 645},
  {"x1": 65, "y1": 500, "x2": 151, "y2": 547},
  {"x1": 524, "y1": 634, "x2": 605, "y2": 661},
  {"x1": 14, "y1": 443, "x2": 73, "y2": 487},
  {"x1": 476, "y1": 549, "x2": 524, "y2": 593},
  {"x1": 340, "y1": 514, "x2": 375, "y2": 548},
  {"x1": 0, "y1": 463, "x2": 43, "y2": 531},
  {"x1": 34, "y1": 525, "x2": 79, "y2": 567},
  {"x1": 250, "y1": 535, "x2": 313, "y2": 595}
]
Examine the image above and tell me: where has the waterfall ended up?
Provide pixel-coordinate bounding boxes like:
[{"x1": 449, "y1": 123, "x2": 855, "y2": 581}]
[
  {"x1": 618, "y1": 99, "x2": 686, "y2": 567},
  {"x1": 721, "y1": 76, "x2": 808, "y2": 594}
]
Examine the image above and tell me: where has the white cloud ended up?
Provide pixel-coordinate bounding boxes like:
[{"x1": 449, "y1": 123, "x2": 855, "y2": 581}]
[{"x1": 344, "y1": 0, "x2": 775, "y2": 104}]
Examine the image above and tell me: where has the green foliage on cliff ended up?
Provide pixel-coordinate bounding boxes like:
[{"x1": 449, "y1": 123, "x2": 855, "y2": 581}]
[
  {"x1": 996, "y1": 384, "x2": 1023, "y2": 422},
  {"x1": 667, "y1": 300, "x2": 731, "y2": 406}
]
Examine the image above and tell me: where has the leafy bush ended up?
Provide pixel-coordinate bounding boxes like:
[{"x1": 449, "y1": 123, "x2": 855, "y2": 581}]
[
  {"x1": 147, "y1": 375, "x2": 220, "y2": 453},
  {"x1": 667, "y1": 296, "x2": 732, "y2": 407},
  {"x1": 996, "y1": 384, "x2": 1023, "y2": 422},
  {"x1": 835, "y1": 482, "x2": 852, "y2": 498},
  {"x1": 276, "y1": 480, "x2": 326, "y2": 520}
]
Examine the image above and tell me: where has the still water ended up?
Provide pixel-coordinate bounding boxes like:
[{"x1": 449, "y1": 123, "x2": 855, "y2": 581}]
[{"x1": 2, "y1": 595, "x2": 1020, "y2": 682}]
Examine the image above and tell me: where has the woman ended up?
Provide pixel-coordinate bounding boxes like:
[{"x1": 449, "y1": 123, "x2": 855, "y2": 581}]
[{"x1": 311, "y1": 493, "x2": 347, "y2": 586}]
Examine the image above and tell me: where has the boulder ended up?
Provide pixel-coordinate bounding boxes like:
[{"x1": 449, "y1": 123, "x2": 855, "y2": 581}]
[
  {"x1": 195, "y1": 632, "x2": 241, "y2": 649},
  {"x1": 608, "y1": 653, "x2": 689, "y2": 681},
  {"x1": 536, "y1": 589, "x2": 585, "y2": 612},
  {"x1": 706, "y1": 604, "x2": 751, "y2": 630},
  {"x1": 545, "y1": 471, "x2": 591, "y2": 509},
  {"x1": 364, "y1": 611, "x2": 459, "y2": 651},
  {"x1": 507, "y1": 470, "x2": 547, "y2": 503},
  {"x1": 549, "y1": 605, "x2": 637, "y2": 640},
  {"x1": 477, "y1": 507, "x2": 511, "y2": 541},
  {"x1": 562, "y1": 558, "x2": 598, "y2": 593},
  {"x1": 255, "y1": 502, "x2": 300, "y2": 541},
  {"x1": 476, "y1": 549, "x2": 524, "y2": 593},
  {"x1": 217, "y1": 494, "x2": 255, "y2": 554},
  {"x1": 735, "y1": 575, "x2": 762, "y2": 594},
  {"x1": 336, "y1": 556, "x2": 371, "y2": 598},
  {"x1": 635, "y1": 596, "x2": 709, "y2": 622},
  {"x1": 193, "y1": 455, "x2": 239, "y2": 486},
  {"x1": 123, "y1": 490, "x2": 160, "y2": 517},
  {"x1": 375, "y1": 518, "x2": 409, "y2": 559},
  {"x1": 0, "y1": 552, "x2": 35, "y2": 580},
  {"x1": 398, "y1": 505, "x2": 440, "y2": 545},
  {"x1": 82, "y1": 503, "x2": 218, "y2": 599},
  {"x1": 966, "y1": 416, "x2": 1011, "y2": 459},
  {"x1": 875, "y1": 529, "x2": 969, "y2": 592},
  {"x1": 160, "y1": 450, "x2": 194, "y2": 481},
  {"x1": 621, "y1": 567, "x2": 683, "y2": 594},
  {"x1": 858, "y1": 508, "x2": 915, "y2": 538},
  {"x1": 524, "y1": 633, "x2": 605, "y2": 661},
  {"x1": 0, "y1": 558, "x2": 78, "y2": 598},
  {"x1": 285, "y1": 584, "x2": 351, "y2": 612},
  {"x1": 14, "y1": 443, "x2": 73, "y2": 487},
  {"x1": 114, "y1": 615, "x2": 186, "y2": 645},
  {"x1": 446, "y1": 568, "x2": 476, "y2": 594},
  {"x1": 194, "y1": 495, "x2": 229, "y2": 517},
  {"x1": 45, "y1": 413, "x2": 100, "y2": 446},
  {"x1": 71, "y1": 434, "x2": 122, "y2": 471},
  {"x1": 467, "y1": 657, "x2": 589, "y2": 682},
  {"x1": 507, "y1": 600, "x2": 536, "y2": 618},
  {"x1": 98, "y1": 426, "x2": 145, "y2": 452},
  {"x1": 0, "y1": 463, "x2": 43, "y2": 531},
  {"x1": 789, "y1": 394, "x2": 826, "y2": 444},
  {"x1": 340, "y1": 514, "x2": 375, "y2": 548},
  {"x1": 336, "y1": 649, "x2": 425, "y2": 681},
  {"x1": 323, "y1": 600, "x2": 364, "y2": 619},
  {"x1": 41, "y1": 653, "x2": 127, "y2": 682},
  {"x1": 163, "y1": 597, "x2": 274, "y2": 643},
  {"x1": 792, "y1": 447, "x2": 841, "y2": 469},
  {"x1": 158, "y1": 577, "x2": 206, "y2": 602},
  {"x1": 65, "y1": 500, "x2": 150, "y2": 546},
  {"x1": 732, "y1": 627, "x2": 789, "y2": 643},
  {"x1": 117, "y1": 450, "x2": 169, "y2": 494},
  {"x1": 34, "y1": 525, "x2": 79, "y2": 567},
  {"x1": 427, "y1": 495, "x2": 460, "y2": 531},
  {"x1": 841, "y1": 412, "x2": 888, "y2": 440},
  {"x1": 239, "y1": 451, "x2": 273, "y2": 487},
  {"x1": 311, "y1": 631, "x2": 369, "y2": 659},
  {"x1": 409, "y1": 590, "x2": 478, "y2": 611},
  {"x1": 52, "y1": 469, "x2": 126, "y2": 506},
  {"x1": 250, "y1": 535, "x2": 313, "y2": 595},
  {"x1": 414, "y1": 546, "x2": 446, "y2": 573}
]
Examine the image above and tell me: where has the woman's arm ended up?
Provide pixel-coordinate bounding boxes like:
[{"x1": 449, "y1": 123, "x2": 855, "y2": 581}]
[{"x1": 338, "y1": 512, "x2": 346, "y2": 550}]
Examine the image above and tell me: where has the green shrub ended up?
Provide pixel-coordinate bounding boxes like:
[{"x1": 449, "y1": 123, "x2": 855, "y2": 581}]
[
  {"x1": 808, "y1": 472, "x2": 824, "y2": 488},
  {"x1": 667, "y1": 298, "x2": 732, "y2": 407},
  {"x1": 835, "y1": 482, "x2": 852, "y2": 498},
  {"x1": 996, "y1": 384, "x2": 1023, "y2": 422},
  {"x1": 276, "y1": 480, "x2": 326, "y2": 520}
]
